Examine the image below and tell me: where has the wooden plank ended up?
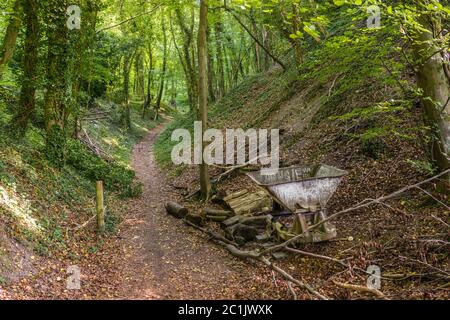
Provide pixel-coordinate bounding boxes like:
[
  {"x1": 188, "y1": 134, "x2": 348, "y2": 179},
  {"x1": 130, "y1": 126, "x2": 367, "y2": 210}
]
[{"x1": 223, "y1": 189, "x2": 248, "y2": 202}]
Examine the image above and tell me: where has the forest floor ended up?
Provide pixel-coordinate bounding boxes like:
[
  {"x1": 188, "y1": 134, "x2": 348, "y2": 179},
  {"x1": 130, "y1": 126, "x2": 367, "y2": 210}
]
[
  {"x1": 115, "y1": 122, "x2": 282, "y2": 299},
  {"x1": 154, "y1": 65, "x2": 449, "y2": 300},
  {"x1": 1, "y1": 120, "x2": 284, "y2": 300}
]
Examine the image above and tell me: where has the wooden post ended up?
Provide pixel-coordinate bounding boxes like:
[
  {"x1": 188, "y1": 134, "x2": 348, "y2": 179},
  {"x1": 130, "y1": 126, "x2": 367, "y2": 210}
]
[{"x1": 96, "y1": 181, "x2": 105, "y2": 233}]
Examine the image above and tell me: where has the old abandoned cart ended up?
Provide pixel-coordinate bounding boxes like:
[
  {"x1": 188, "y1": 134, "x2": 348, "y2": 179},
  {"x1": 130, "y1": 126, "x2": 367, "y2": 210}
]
[{"x1": 246, "y1": 164, "x2": 347, "y2": 243}]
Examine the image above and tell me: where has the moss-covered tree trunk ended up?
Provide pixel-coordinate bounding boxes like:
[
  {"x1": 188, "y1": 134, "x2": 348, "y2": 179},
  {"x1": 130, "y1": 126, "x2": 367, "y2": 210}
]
[
  {"x1": 0, "y1": 0, "x2": 22, "y2": 78},
  {"x1": 43, "y1": 0, "x2": 70, "y2": 165},
  {"x1": 142, "y1": 44, "x2": 153, "y2": 119},
  {"x1": 122, "y1": 53, "x2": 133, "y2": 130},
  {"x1": 44, "y1": 1, "x2": 70, "y2": 131},
  {"x1": 198, "y1": 0, "x2": 211, "y2": 200},
  {"x1": 13, "y1": 0, "x2": 39, "y2": 132},
  {"x1": 413, "y1": 13, "x2": 450, "y2": 189},
  {"x1": 206, "y1": 23, "x2": 215, "y2": 103},
  {"x1": 214, "y1": 18, "x2": 226, "y2": 99},
  {"x1": 176, "y1": 7, "x2": 198, "y2": 114},
  {"x1": 155, "y1": 15, "x2": 167, "y2": 121}
]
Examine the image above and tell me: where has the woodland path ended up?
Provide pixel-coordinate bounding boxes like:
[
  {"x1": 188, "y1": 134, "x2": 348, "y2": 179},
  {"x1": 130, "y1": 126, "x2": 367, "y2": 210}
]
[{"x1": 116, "y1": 122, "x2": 263, "y2": 299}]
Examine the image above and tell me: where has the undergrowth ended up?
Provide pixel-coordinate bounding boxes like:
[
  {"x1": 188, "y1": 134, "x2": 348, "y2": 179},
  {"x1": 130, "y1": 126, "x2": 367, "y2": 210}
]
[{"x1": 0, "y1": 94, "x2": 157, "y2": 255}]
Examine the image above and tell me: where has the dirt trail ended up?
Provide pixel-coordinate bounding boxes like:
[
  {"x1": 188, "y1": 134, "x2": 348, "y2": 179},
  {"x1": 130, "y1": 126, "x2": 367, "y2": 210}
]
[{"x1": 117, "y1": 123, "x2": 262, "y2": 300}]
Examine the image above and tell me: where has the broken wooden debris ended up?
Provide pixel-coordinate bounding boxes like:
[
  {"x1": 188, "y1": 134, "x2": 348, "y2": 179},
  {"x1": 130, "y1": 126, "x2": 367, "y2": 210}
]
[
  {"x1": 183, "y1": 213, "x2": 330, "y2": 300},
  {"x1": 273, "y1": 221, "x2": 297, "y2": 242},
  {"x1": 271, "y1": 251, "x2": 288, "y2": 260},
  {"x1": 211, "y1": 190, "x2": 227, "y2": 204},
  {"x1": 203, "y1": 208, "x2": 233, "y2": 217},
  {"x1": 225, "y1": 224, "x2": 258, "y2": 245},
  {"x1": 203, "y1": 208, "x2": 234, "y2": 223},
  {"x1": 223, "y1": 215, "x2": 273, "y2": 245},
  {"x1": 221, "y1": 215, "x2": 273, "y2": 229},
  {"x1": 165, "y1": 202, "x2": 188, "y2": 219},
  {"x1": 246, "y1": 164, "x2": 348, "y2": 243},
  {"x1": 223, "y1": 189, "x2": 273, "y2": 215},
  {"x1": 185, "y1": 212, "x2": 204, "y2": 226},
  {"x1": 221, "y1": 216, "x2": 241, "y2": 228},
  {"x1": 223, "y1": 189, "x2": 248, "y2": 202},
  {"x1": 205, "y1": 215, "x2": 228, "y2": 222},
  {"x1": 256, "y1": 233, "x2": 271, "y2": 242}
]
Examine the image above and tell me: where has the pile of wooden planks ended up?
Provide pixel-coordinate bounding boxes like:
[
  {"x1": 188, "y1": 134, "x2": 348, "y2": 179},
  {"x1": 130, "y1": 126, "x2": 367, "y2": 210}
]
[{"x1": 222, "y1": 189, "x2": 273, "y2": 215}]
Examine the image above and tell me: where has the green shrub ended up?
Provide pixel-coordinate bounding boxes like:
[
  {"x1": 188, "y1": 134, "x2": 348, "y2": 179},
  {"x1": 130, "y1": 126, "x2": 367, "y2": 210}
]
[
  {"x1": 65, "y1": 139, "x2": 142, "y2": 197},
  {"x1": 44, "y1": 125, "x2": 67, "y2": 166}
]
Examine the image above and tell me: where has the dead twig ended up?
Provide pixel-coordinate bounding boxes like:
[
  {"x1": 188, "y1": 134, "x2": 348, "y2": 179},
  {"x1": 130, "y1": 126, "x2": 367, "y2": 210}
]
[
  {"x1": 271, "y1": 270, "x2": 278, "y2": 287},
  {"x1": 79, "y1": 128, "x2": 114, "y2": 162},
  {"x1": 184, "y1": 219, "x2": 236, "y2": 246},
  {"x1": 400, "y1": 256, "x2": 450, "y2": 277},
  {"x1": 285, "y1": 247, "x2": 348, "y2": 268},
  {"x1": 431, "y1": 214, "x2": 450, "y2": 228},
  {"x1": 183, "y1": 220, "x2": 327, "y2": 300},
  {"x1": 417, "y1": 239, "x2": 450, "y2": 246},
  {"x1": 287, "y1": 282, "x2": 298, "y2": 300},
  {"x1": 382, "y1": 272, "x2": 442, "y2": 281},
  {"x1": 415, "y1": 186, "x2": 450, "y2": 211},
  {"x1": 72, "y1": 213, "x2": 97, "y2": 231},
  {"x1": 285, "y1": 247, "x2": 396, "y2": 280},
  {"x1": 214, "y1": 154, "x2": 263, "y2": 184},
  {"x1": 328, "y1": 73, "x2": 343, "y2": 98},
  {"x1": 260, "y1": 256, "x2": 328, "y2": 300}
]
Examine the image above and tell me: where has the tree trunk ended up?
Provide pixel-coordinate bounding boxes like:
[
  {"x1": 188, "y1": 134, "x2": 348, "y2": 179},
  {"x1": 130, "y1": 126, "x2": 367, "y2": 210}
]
[
  {"x1": 155, "y1": 15, "x2": 168, "y2": 121},
  {"x1": 13, "y1": 0, "x2": 38, "y2": 132},
  {"x1": 170, "y1": 74, "x2": 177, "y2": 109},
  {"x1": 165, "y1": 202, "x2": 188, "y2": 219},
  {"x1": 262, "y1": 27, "x2": 272, "y2": 70},
  {"x1": 0, "y1": 0, "x2": 22, "y2": 78},
  {"x1": 122, "y1": 53, "x2": 133, "y2": 130},
  {"x1": 142, "y1": 44, "x2": 153, "y2": 119},
  {"x1": 413, "y1": 14, "x2": 450, "y2": 188},
  {"x1": 291, "y1": 3, "x2": 303, "y2": 66},
  {"x1": 225, "y1": 7, "x2": 286, "y2": 70},
  {"x1": 250, "y1": 13, "x2": 262, "y2": 72},
  {"x1": 44, "y1": 0, "x2": 69, "y2": 131},
  {"x1": 207, "y1": 24, "x2": 215, "y2": 102},
  {"x1": 198, "y1": 0, "x2": 211, "y2": 200},
  {"x1": 214, "y1": 19, "x2": 226, "y2": 99},
  {"x1": 176, "y1": 7, "x2": 198, "y2": 114},
  {"x1": 170, "y1": 17, "x2": 193, "y2": 111},
  {"x1": 134, "y1": 51, "x2": 145, "y2": 98}
]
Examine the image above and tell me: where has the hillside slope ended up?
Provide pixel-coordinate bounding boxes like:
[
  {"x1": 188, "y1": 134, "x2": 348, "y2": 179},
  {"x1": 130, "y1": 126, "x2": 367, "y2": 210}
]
[
  {"x1": 155, "y1": 28, "x2": 449, "y2": 299},
  {"x1": 0, "y1": 93, "x2": 158, "y2": 298}
]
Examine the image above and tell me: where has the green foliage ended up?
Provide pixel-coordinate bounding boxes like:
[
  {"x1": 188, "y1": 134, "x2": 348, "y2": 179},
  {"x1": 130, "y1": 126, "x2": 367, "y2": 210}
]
[
  {"x1": 104, "y1": 209, "x2": 121, "y2": 233},
  {"x1": 360, "y1": 134, "x2": 387, "y2": 159},
  {"x1": 406, "y1": 159, "x2": 436, "y2": 176},
  {"x1": 44, "y1": 125, "x2": 66, "y2": 166},
  {"x1": 65, "y1": 139, "x2": 142, "y2": 197},
  {"x1": 330, "y1": 100, "x2": 410, "y2": 122},
  {"x1": 154, "y1": 112, "x2": 196, "y2": 169},
  {"x1": 331, "y1": 100, "x2": 415, "y2": 158},
  {"x1": 0, "y1": 96, "x2": 150, "y2": 258}
]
